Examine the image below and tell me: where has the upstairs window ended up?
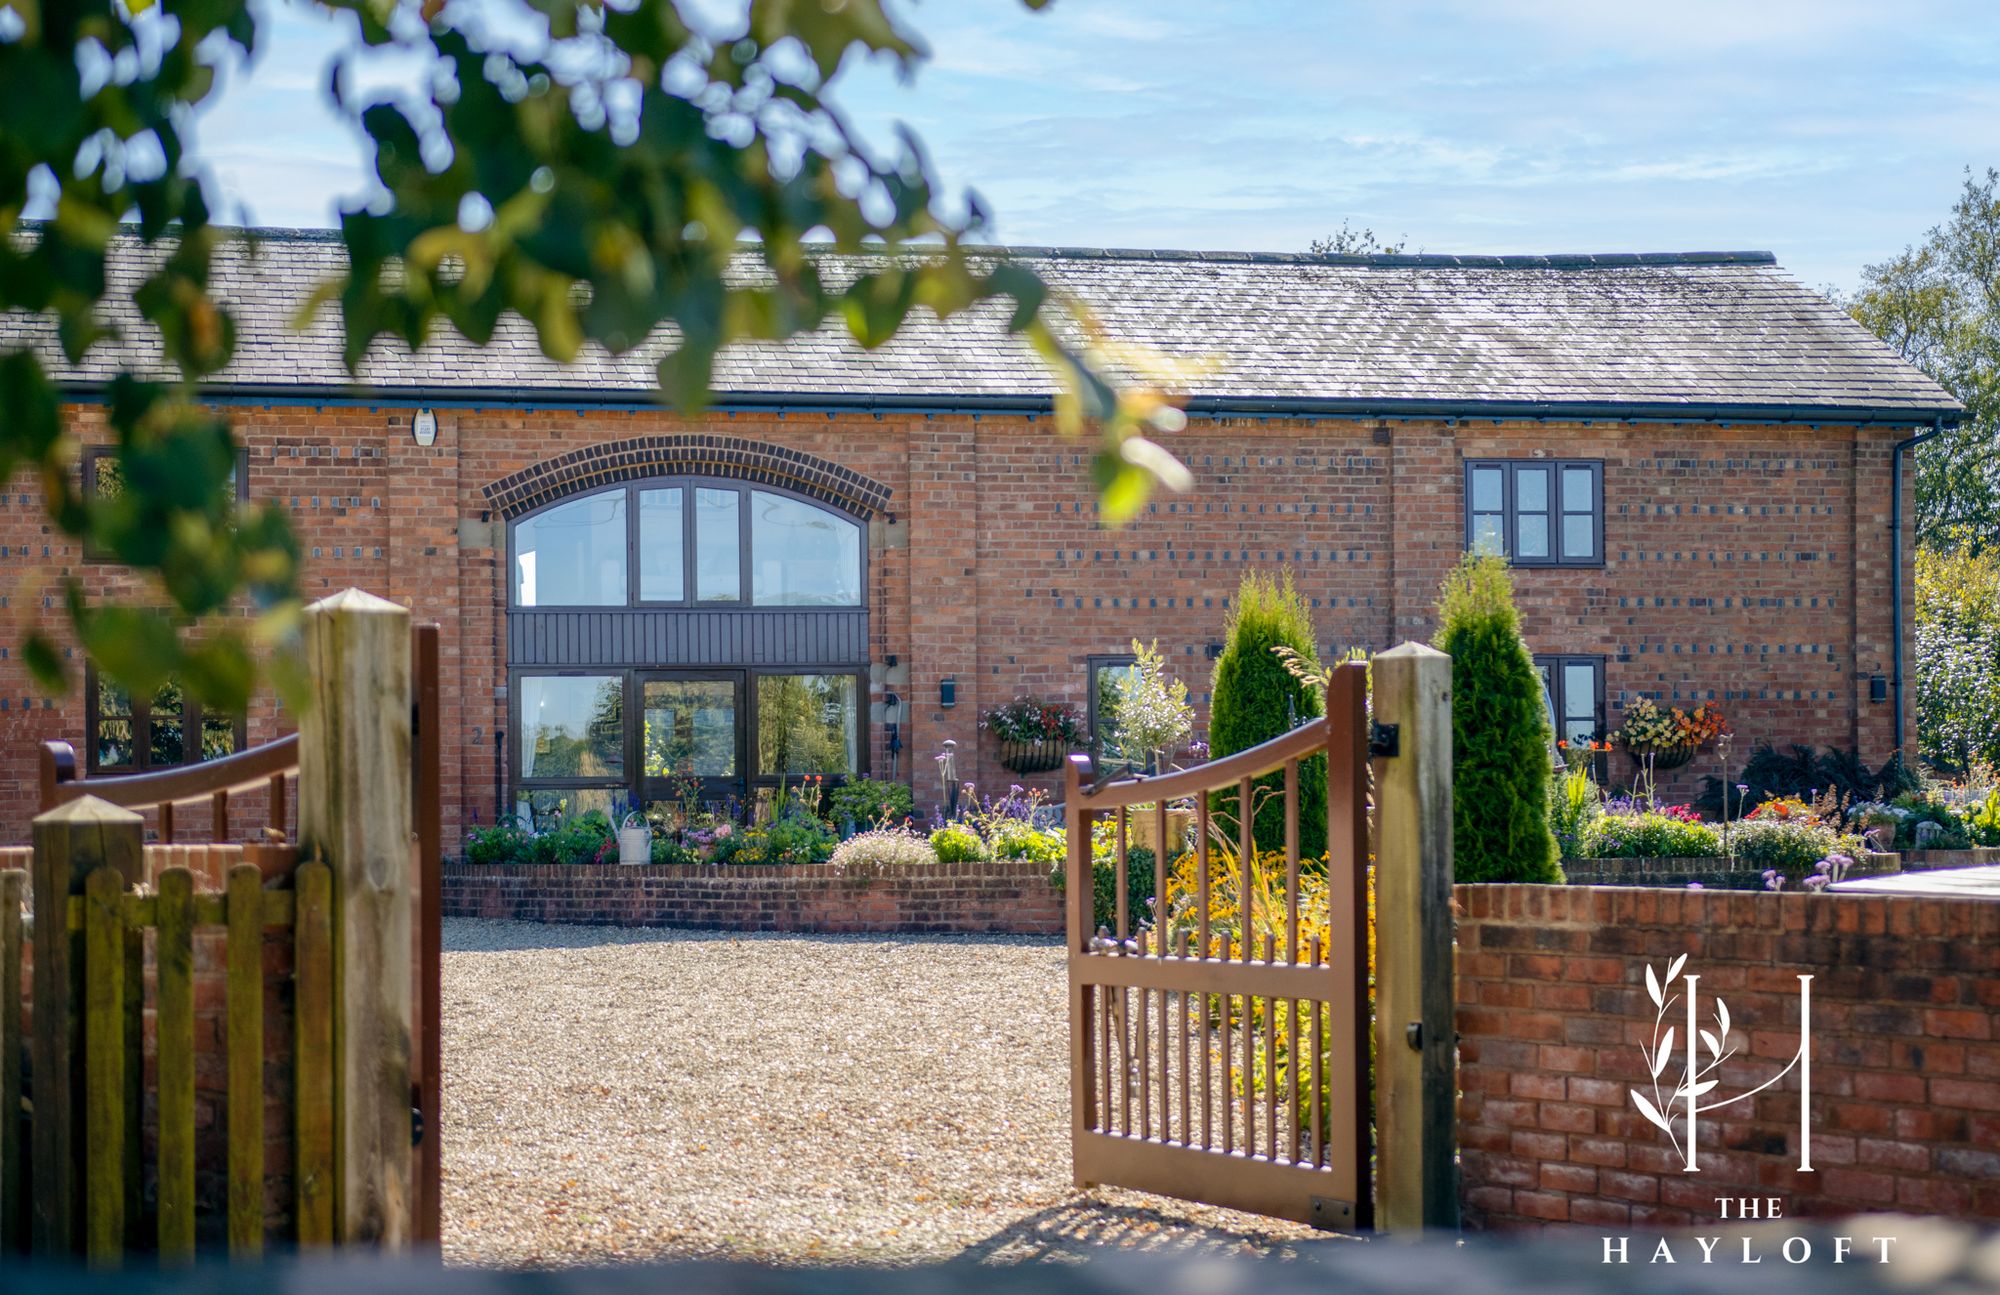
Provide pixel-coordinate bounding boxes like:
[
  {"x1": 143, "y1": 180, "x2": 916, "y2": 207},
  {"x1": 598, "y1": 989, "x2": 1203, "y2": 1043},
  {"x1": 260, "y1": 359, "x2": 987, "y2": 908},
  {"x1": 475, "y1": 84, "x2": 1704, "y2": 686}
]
[
  {"x1": 511, "y1": 480, "x2": 864, "y2": 608},
  {"x1": 1466, "y1": 460, "x2": 1602, "y2": 566}
]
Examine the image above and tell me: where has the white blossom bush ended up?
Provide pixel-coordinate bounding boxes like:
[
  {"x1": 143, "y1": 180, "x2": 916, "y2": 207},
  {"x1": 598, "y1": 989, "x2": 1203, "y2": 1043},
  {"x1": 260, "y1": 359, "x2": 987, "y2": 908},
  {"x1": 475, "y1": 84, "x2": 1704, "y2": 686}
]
[{"x1": 1111, "y1": 638, "x2": 1196, "y2": 771}]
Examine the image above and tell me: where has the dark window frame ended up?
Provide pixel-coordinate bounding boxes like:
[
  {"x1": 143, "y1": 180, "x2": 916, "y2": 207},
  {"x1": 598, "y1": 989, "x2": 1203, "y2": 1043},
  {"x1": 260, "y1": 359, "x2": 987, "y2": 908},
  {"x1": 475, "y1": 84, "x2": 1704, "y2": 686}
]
[
  {"x1": 83, "y1": 662, "x2": 247, "y2": 776},
  {"x1": 507, "y1": 476, "x2": 868, "y2": 612},
  {"x1": 1534, "y1": 653, "x2": 1608, "y2": 754},
  {"x1": 1086, "y1": 653, "x2": 1140, "y2": 774},
  {"x1": 1464, "y1": 459, "x2": 1604, "y2": 568},
  {"x1": 82, "y1": 445, "x2": 251, "y2": 563}
]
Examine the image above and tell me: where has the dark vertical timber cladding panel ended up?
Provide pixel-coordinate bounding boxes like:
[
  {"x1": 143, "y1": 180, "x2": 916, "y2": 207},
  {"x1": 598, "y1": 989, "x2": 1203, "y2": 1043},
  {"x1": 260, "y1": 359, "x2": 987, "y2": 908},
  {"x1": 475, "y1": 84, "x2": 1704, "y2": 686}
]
[{"x1": 509, "y1": 610, "x2": 869, "y2": 667}]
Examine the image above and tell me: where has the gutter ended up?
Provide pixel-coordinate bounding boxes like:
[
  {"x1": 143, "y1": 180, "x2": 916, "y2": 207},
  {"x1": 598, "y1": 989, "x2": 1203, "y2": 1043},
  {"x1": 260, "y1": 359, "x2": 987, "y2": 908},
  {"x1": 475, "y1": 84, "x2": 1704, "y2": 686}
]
[
  {"x1": 1890, "y1": 417, "x2": 1949, "y2": 767},
  {"x1": 48, "y1": 380, "x2": 1966, "y2": 428}
]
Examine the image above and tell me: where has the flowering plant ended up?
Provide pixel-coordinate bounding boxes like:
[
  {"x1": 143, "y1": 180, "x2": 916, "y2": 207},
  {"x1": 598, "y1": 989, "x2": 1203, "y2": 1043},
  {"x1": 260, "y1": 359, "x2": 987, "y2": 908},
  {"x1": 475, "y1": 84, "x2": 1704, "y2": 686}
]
[
  {"x1": 1612, "y1": 698, "x2": 1728, "y2": 757},
  {"x1": 980, "y1": 696, "x2": 1087, "y2": 746}
]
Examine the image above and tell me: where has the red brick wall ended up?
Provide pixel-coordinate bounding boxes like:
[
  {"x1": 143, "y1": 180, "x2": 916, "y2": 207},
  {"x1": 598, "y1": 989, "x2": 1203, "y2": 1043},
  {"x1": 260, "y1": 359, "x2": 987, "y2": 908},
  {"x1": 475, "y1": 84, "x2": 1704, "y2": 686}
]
[
  {"x1": 0, "y1": 404, "x2": 1915, "y2": 843},
  {"x1": 441, "y1": 858, "x2": 1065, "y2": 935},
  {"x1": 1456, "y1": 884, "x2": 2000, "y2": 1230}
]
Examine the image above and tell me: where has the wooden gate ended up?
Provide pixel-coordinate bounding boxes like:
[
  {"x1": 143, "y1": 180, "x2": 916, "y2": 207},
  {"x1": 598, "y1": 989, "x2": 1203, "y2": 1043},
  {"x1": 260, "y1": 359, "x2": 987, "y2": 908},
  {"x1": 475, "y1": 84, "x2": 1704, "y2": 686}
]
[
  {"x1": 1064, "y1": 645, "x2": 1457, "y2": 1233},
  {"x1": 2, "y1": 595, "x2": 444, "y2": 1261}
]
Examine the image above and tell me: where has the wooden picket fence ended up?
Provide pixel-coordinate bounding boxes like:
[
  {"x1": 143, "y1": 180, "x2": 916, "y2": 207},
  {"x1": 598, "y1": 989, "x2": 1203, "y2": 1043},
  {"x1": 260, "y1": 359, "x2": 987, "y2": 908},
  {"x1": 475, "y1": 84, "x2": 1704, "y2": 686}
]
[{"x1": 0, "y1": 590, "x2": 437, "y2": 1265}]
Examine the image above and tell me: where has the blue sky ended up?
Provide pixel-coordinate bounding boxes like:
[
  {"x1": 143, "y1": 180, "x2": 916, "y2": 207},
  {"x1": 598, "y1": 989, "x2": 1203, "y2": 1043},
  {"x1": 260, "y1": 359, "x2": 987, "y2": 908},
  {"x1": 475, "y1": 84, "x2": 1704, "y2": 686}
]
[{"x1": 187, "y1": 0, "x2": 2000, "y2": 292}]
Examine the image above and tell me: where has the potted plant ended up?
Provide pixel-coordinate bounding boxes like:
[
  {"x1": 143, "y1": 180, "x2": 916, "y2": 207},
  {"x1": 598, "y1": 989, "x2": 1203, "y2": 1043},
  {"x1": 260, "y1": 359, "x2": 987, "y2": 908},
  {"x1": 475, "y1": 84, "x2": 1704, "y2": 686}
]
[
  {"x1": 1846, "y1": 800, "x2": 1905, "y2": 853},
  {"x1": 980, "y1": 696, "x2": 1087, "y2": 773}
]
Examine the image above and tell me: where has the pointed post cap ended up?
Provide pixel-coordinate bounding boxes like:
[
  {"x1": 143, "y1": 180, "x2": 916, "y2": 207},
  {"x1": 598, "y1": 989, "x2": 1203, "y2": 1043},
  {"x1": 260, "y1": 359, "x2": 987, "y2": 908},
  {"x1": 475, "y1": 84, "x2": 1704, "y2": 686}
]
[
  {"x1": 306, "y1": 588, "x2": 407, "y2": 616},
  {"x1": 1374, "y1": 641, "x2": 1449, "y2": 661},
  {"x1": 33, "y1": 793, "x2": 145, "y2": 827}
]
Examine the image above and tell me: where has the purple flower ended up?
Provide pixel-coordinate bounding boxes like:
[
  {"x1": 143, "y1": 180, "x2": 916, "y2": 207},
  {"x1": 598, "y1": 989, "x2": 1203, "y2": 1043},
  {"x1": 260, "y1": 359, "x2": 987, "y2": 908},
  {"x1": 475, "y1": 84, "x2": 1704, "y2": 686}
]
[
  {"x1": 1686, "y1": 882, "x2": 1704, "y2": 890},
  {"x1": 1736, "y1": 783, "x2": 1749, "y2": 794}
]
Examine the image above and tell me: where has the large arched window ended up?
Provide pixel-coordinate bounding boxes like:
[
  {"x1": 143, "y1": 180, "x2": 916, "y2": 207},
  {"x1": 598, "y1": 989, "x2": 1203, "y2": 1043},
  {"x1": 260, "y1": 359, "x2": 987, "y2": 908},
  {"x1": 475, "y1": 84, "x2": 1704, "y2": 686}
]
[
  {"x1": 511, "y1": 481, "x2": 863, "y2": 608},
  {"x1": 505, "y1": 477, "x2": 869, "y2": 828}
]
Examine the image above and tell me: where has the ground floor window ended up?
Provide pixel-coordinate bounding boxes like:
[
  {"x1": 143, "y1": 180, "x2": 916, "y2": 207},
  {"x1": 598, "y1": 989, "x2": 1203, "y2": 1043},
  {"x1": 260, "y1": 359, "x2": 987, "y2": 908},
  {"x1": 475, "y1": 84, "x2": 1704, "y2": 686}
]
[
  {"x1": 512, "y1": 666, "x2": 865, "y2": 828},
  {"x1": 1087, "y1": 654, "x2": 1140, "y2": 774},
  {"x1": 1534, "y1": 654, "x2": 1605, "y2": 749},
  {"x1": 85, "y1": 666, "x2": 244, "y2": 775}
]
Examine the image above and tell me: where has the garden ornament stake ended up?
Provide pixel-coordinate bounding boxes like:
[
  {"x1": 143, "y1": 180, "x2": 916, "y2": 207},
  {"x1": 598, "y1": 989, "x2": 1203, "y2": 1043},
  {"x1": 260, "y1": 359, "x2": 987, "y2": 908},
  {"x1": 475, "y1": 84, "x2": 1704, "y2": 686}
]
[{"x1": 938, "y1": 740, "x2": 960, "y2": 820}]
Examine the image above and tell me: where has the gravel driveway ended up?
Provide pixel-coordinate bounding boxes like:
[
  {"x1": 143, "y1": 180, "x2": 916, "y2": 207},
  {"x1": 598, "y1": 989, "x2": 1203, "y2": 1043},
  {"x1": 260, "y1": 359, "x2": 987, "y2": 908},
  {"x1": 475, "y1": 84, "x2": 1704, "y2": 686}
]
[{"x1": 442, "y1": 918, "x2": 1340, "y2": 1268}]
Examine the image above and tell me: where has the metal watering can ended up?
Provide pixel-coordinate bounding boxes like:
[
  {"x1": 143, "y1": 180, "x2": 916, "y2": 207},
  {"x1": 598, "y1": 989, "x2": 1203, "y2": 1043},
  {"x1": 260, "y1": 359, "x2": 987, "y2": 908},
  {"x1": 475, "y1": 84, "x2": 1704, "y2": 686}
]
[{"x1": 617, "y1": 812, "x2": 653, "y2": 866}]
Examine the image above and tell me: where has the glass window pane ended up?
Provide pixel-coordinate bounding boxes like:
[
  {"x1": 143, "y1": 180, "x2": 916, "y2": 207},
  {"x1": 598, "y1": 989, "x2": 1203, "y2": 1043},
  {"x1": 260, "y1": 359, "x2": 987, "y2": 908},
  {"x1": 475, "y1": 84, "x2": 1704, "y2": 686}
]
[
  {"x1": 1516, "y1": 466, "x2": 1550, "y2": 512},
  {"x1": 1562, "y1": 513, "x2": 1596, "y2": 559},
  {"x1": 1564, "y1": 663, "x2": 1598, "y2": 723},
  {"x1": 1093, "y1": 662, "x2": 1139, "y2": 768},
  {"x1": 1471, "y1": 514, "x2": 1505, "y2": 556},
  {"x1": 1516, "y1": 513, "x2": 1549, "y2": 559},
  {"x1": 1564, "y1": 718, "x2": 1596, "y2": 747},
  {"x1": 1562, "y1": 465, "x2": 1595, "y2": 513},
  {"x1": 519, "y1": 675, "x2": 624, "y2": 779},
  {"x1": 695, "y1": 488, "x2": 741, "y2": 602},
  {"x1": 643, "y1": 678, "x2": 739, "y2": 779},
  {"x1": 637, "y1": 488, "x2": 686, "y2": 602},
  {"x1": 150, "y1": 720, "x2": 185, "y2": 767},
  {"x1": 756, "y1": 674, "x2": 858, "y2": 776},
  {"x1": 749, "y1": 491, "x2": 862, "y2": 606},
  {"x1": 514, "y1": 490, "x2": 627, "y2": 607},
  {"x1": 96, "y1": 676, "x2": 134, "y2": 768},
  {"x1": 201, "y1": 716, "x2": 238, "y2": 761},
  {"x1": 1470, "y1": 467, "x2": 1503, "y2": 512}
]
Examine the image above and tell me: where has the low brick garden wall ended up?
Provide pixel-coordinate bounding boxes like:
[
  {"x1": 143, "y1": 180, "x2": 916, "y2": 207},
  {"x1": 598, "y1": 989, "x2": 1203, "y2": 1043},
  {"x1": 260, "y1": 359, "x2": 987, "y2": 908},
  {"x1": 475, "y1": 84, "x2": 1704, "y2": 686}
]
[
  {"x1": 1455, "y1": 883, "x2": 2000, "y2": 1230},
  {"x1": 440, "y1": 859, "x2": 1065, "y2": 935},
  {"x1": 1561, "y1": 852, "x2": 1906, "y2": 888}
]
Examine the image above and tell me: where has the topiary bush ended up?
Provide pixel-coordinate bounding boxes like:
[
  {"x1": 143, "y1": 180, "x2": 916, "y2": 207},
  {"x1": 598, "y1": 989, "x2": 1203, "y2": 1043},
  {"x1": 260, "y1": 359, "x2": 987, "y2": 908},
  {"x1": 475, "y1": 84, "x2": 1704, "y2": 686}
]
[
  {"x1": 1209, "y1": 569, "x2": 1325, "y2": 856},
  {"x1": 990, "y1": 822, "x2": 1066, "y2": 863},
  {"x1": 929, "y1": 825, "x2": 990, "y2": 862},
  {"x1": 1433, "y1": 554, "x2": 1563, "y2": 883}
]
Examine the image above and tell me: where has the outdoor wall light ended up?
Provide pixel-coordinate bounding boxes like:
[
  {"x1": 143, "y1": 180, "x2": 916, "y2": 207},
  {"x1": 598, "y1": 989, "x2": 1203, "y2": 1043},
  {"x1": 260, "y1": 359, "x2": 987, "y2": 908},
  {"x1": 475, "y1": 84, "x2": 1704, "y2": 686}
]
[
  {"x1": 1869, "y1": 674, "x2": 1888, "y2": 703},
  {"x1": 412, "y1": 407, "x2": 438, "y2": 447},
  {"x1": 939, "y1": 677, "x2": 957, "y2": 708},
  {"x1": 1205, "y1": 643, "x2": 1224, "y2": 659}
]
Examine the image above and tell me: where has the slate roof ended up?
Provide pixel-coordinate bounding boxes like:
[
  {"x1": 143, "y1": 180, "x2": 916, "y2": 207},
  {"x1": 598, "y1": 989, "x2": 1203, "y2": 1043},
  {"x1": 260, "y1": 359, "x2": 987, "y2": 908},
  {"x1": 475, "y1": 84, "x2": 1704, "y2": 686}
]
[{"x1": 2, "y1": 227, "x2": 1962, "y2": 421}]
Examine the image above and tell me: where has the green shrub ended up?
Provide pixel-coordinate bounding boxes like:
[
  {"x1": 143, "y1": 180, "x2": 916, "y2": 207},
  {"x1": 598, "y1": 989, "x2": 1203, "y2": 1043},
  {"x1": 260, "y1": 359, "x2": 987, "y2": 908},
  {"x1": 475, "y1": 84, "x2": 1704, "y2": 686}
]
[
  {"x1": 1209, "y1": 569, "x2": 1326, "y2": 856},
  {"x1": 1433, "y1": 555, "x2": 1563, "y2": 884},
  {"x1": 829, "y1": 778, "x2": 915, "y2": 828},
  {"x1": 527, "y1": 812, "x2": 615, "y2": 866},
  {"x1": 992, "y1": 822, "x2": 1066, "y2": 863},
  {"x1": 1729, "y1": 818, "x2": 1837, "y2": 876},
  {"x1": 1049, "y1": 844, "x2": 1159, "y2": 934},
  {"x1": 1548, "y1": 766, "x2": 1602, "y2": 861},
  {"x1": 464, "y1": 824, "x2": 529, "y2": 866},
  {"x1": 929, "y1": 825, "x2": 990, "y2": 862},
  {"x1": 1696, "y1": 744, "x2": 1917, "y2": 817},
  {"x1": 1578, "y1": 813, "x2": 1723, "y2": 859},
  {"x1": 761, "y1": 814, "x2": 838, "y2": 865},
  {"x1": 829, "y1": 828, "x2": 938, "y2": 867}
]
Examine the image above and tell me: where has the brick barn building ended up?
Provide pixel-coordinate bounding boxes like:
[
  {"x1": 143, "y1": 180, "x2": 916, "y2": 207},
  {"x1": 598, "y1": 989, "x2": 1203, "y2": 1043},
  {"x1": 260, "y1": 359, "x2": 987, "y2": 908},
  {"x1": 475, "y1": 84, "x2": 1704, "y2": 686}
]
[{"x1": 0, "y1": 231, "x2": 1961, "y2": 844}]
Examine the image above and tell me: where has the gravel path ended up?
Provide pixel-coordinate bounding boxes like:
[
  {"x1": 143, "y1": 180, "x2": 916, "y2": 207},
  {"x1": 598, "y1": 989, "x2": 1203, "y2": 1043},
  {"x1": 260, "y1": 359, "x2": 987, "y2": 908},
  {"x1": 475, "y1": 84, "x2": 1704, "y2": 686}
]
[{"x1": 441, "y1": 918, "x2": 1343, "y2": 1268}]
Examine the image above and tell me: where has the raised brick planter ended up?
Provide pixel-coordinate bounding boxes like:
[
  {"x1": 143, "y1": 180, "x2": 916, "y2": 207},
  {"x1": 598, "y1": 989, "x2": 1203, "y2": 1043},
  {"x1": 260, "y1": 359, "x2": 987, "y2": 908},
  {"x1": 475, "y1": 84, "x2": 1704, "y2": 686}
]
[
  {"x1": 441, "y1": 859, "x2": 1064, "y2": 935},
  {"x1": 1563, "y1": 852, "x2": 1903, "y2": 889}
]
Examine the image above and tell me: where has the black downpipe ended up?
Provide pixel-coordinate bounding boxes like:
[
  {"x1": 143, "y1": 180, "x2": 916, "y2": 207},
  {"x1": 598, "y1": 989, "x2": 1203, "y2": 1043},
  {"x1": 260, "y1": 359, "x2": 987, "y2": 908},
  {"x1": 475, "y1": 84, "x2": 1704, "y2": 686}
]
[{"x1": 1890, "y1": 417, "x2": 1948, "y2": 766}]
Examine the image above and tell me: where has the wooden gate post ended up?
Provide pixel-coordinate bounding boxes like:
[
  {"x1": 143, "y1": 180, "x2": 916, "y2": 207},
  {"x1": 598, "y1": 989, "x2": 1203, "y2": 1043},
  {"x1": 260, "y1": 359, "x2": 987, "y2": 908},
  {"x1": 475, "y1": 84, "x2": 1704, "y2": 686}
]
[
  {"x1": 28, "y1": 796, "x2": 143, "y2": 1256},
  {"x1": 1370, "y1": 642, "x2": 1458, "y2": 1234},
  {"x1": 298, "y1": 589, "x2": 414, "y2": 1248}
]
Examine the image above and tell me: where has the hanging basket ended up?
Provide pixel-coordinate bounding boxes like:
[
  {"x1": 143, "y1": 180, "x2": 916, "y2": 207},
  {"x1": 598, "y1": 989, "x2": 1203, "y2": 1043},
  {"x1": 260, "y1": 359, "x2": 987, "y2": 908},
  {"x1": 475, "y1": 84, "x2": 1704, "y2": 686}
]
[
  {"x1": 1625, "y1": 742, "x2": 1697, "y2": 773},
  {"x1": 997, "y1": 738, "x2": 1067, "y2": 774}
]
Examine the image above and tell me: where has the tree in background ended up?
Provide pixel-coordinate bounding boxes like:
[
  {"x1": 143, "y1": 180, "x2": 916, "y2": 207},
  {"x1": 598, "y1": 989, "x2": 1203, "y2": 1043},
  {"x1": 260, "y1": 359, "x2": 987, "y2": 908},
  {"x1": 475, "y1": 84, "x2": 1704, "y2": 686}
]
[
  {"x1": 1209, "y1": 570, "x2": 1325, "y2": 857},
  {"x1": 1849, "y1": 168, "x2": 2000, "y2": 555},
  {"x1": 1914, "y1": 545, "x2": 2000, "y2": 773},
  {"x1": 1108, "y1": 638, "x2": 1194, "y2": 773},
  {"x1": 1308, "y1": 222, "x2": 1406, "y2": 256},
  {"x1": 1433, "y1": 554, "x2": 1562, "y2": 884},
  {"x1": 0, "y1": 0, "x2": 1187, "y2": 713}
]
